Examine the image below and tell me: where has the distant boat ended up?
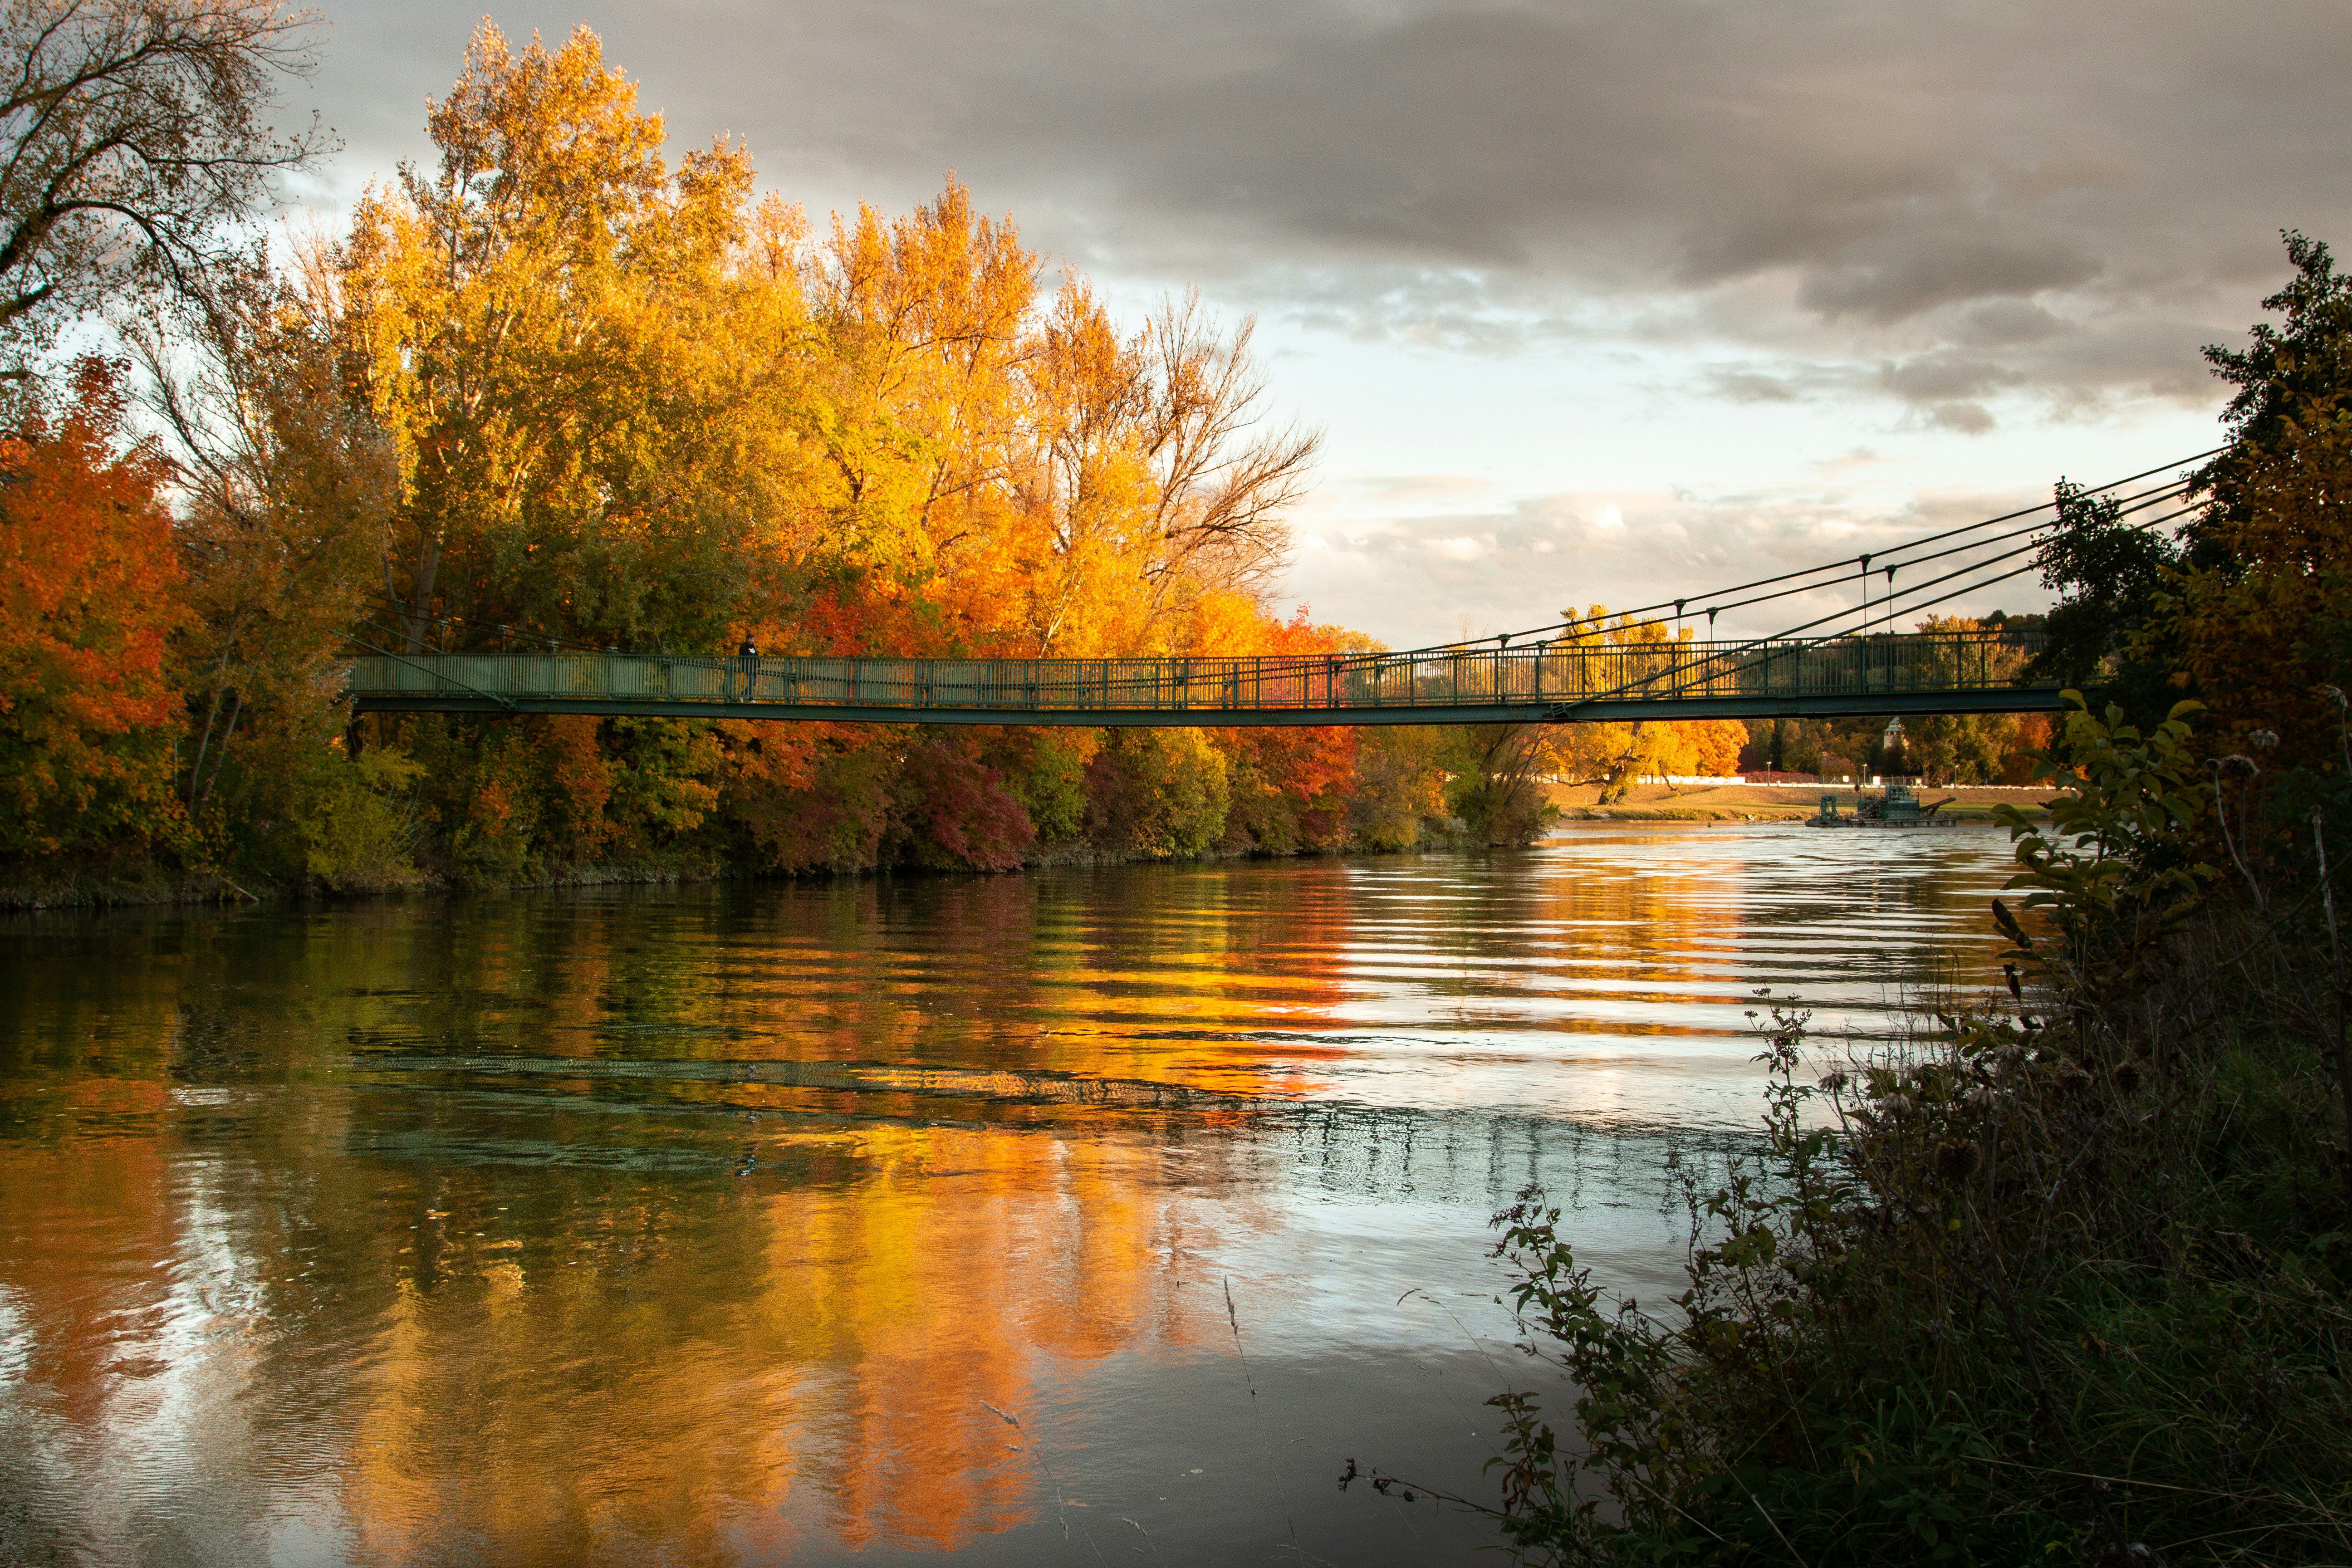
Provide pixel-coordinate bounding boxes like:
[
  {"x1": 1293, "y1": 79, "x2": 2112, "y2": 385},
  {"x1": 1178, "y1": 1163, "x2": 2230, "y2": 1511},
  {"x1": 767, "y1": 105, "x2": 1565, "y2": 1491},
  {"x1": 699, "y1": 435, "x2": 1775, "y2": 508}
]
[{"x1": 1812, "y1": 781, "x2": 1956, "y2": 828}]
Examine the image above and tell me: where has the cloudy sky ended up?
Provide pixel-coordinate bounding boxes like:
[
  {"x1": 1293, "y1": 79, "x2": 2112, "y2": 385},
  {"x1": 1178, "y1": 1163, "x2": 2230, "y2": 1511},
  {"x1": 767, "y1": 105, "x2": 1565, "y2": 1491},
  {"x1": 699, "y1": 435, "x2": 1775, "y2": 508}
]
[{"x1": 283, "y1": 0, "x2": 2348, "y2": 645}]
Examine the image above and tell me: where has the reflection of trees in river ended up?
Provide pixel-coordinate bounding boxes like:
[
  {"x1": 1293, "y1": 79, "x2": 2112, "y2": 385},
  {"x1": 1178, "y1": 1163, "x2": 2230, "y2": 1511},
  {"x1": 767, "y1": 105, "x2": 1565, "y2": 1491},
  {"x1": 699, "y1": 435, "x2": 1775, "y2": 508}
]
[
  {"x1": 0, "y1": 841, "x2": 1993, "y2": 1558},
  {"x1": 287, "y1": 871, "x2": 1369, "y2": 1100},
  {"x1": 0, "y1": 1049, "x2": 1735, "y2": 1558}
]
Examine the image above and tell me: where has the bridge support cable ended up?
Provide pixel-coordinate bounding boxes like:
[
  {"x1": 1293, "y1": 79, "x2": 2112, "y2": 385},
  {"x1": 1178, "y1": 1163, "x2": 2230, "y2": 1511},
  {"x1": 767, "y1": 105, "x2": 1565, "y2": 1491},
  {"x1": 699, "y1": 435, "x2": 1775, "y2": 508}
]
[
  {"x1": 1566, "y1": 476, "x2": 2194, "y2": 644},
  {"x1": 1399, "y1": 451, "x2": 2215, "y2": 656},
  {"x1": 1523, "y1": 474, "x2": 2193, "y2": 652},
  {"x1": 1540, "y1": 495, "x2": 2202, "y2": 720}
]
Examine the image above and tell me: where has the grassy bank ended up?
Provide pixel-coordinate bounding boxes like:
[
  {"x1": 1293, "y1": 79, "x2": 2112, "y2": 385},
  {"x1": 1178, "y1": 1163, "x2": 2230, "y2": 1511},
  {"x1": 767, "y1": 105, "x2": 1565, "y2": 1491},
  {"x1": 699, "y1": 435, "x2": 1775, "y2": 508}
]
[
  {"x1": 0, "y1": 822, "x2": 1494, "y2": 911},
  {"x1": 1546, "y1": 780, "x2": 2053, "y2": 824},
  {"x1": 0, "y1": 863, "x2": 269, "y2": 911},
  {"x1": 0, "y1": 853, "x2": 727, "y2": 910}
]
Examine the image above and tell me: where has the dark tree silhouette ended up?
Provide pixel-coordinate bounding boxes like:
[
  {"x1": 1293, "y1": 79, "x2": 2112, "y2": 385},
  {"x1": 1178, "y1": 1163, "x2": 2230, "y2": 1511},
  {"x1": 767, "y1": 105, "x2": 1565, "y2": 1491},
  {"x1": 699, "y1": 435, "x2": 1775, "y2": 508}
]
[{"x1": 0, "y1": 0, "x2": 328, "y2": 344}]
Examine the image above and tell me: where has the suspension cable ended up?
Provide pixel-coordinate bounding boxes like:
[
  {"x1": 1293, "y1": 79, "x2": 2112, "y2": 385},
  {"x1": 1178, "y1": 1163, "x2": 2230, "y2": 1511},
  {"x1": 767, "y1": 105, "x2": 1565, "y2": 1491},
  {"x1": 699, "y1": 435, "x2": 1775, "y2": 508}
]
[
  {"x1": 1387, "y1": 449, "x2": 2216, "y2": 656},
  {"x1": 1548, "y1": 499, "x2": 2202, "y2": 710}
]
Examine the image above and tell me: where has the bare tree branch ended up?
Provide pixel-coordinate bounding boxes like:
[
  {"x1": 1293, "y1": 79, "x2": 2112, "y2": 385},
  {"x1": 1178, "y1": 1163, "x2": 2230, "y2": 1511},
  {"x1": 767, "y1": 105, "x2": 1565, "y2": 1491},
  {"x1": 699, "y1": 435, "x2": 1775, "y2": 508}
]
[
  {"x1": 1140, "y1": 288, "x2": 1323, "y2": 600},
  {"x1": 0, "y1": 0, "x2": 328, "y2": 347}
]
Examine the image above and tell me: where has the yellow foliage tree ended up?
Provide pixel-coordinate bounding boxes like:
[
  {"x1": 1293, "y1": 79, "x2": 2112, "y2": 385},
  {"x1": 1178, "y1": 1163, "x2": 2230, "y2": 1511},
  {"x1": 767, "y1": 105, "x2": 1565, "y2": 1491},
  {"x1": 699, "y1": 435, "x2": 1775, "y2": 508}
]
[
  {"x1": 1535, "y1": 606, "x2": 1752, "y2": 789},
  {"x1": 339, "y1": 22, "x2": 815, "y2": 653}
]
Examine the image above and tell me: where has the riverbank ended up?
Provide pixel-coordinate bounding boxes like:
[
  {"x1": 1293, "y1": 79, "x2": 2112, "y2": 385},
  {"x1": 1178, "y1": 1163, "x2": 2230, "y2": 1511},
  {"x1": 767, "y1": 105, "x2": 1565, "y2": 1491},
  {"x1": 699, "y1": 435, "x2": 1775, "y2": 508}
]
[
  {"x1": 0, "y1": 855, "x2": 720, "y2": 911},
  {"x1": 1482, "y1": 707, "x2": 2352, "y2": 1564},
  {"x1": 3, "y1": 837, "x2": 1426, "y2": 911},
  {"x1": 0, "y1": 799, "x2": 2032, "y2": 909},
  {"x1": 1548, "y1": 780, "x2": 2052, "y2": 822},
  {"x1": 0, "y1": 863, "x2": 270, "y2": 912}
]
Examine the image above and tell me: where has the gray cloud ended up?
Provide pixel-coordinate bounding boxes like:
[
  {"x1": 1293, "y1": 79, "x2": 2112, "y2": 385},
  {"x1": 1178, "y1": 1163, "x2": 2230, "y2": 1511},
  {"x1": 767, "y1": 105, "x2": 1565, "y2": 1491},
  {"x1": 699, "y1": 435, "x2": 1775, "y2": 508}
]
[
  {"x1": 293, "y1": 0, "x2": 2352, "y2": 427},
  {"x1": 1948, "y1": 301, "x2": 2068, "y2": 350},
  {"x1": 1793, "y1": 227, "x2": 2104, "y2": 325},
  {"x1": 1703, "y1": 367, "x2": 1807, "y2": 405},
  {"x1": 1700, "y1": 361, "x2": 1860, "y2": 405},
  {"x1": 1914, "y1": 401, "x2": 1997, "y2": 437},
  {"x1": 1878, "y1": 356, "x2": 2013, "y2": 406}
]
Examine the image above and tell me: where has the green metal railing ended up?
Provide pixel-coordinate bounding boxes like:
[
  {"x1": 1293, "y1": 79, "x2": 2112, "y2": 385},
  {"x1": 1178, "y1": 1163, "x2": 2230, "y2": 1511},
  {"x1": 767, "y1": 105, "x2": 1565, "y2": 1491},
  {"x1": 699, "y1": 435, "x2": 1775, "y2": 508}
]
[{"x1": 345, "y1": 628, "x2": 2064, "y2": 726}]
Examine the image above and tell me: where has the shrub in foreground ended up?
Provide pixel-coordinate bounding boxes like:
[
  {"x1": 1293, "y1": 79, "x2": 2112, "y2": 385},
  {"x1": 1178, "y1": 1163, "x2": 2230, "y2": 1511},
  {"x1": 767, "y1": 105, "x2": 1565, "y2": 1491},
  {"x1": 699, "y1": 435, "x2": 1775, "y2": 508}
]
[{"x1": 1365, "y1": 698, "x2": 2352, "y2": 1565}]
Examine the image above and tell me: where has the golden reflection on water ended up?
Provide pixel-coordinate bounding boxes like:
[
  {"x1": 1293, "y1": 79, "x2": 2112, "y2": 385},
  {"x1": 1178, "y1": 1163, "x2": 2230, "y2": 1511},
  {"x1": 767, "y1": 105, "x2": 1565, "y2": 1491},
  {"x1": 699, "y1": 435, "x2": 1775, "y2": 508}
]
[
  {"x1": 0, "y1": 827, "x2": 2018, "y2": 1563},
  {"x1": 0, "y1": 1111, "x2": 1246, "y2": 1559},
  {"x1": 341, "y1": 1130, "x2": 1199, "y2": 1561}
]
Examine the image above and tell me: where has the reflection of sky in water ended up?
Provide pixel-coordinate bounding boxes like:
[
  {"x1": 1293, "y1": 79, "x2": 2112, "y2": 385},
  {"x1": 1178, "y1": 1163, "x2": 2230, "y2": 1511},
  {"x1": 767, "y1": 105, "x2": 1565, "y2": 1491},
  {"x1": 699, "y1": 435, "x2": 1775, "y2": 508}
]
[{"x1": 0, "y1": 823, "x2": 2019, "y2": 1564}]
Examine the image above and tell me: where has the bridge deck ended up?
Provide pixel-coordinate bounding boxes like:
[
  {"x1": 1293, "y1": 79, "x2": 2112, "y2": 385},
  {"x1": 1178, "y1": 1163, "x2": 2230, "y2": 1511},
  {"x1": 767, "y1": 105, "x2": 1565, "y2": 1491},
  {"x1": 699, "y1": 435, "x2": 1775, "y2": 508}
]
[{"x1": 347, "y1": 629, "x2": 2065, "y2": 726}]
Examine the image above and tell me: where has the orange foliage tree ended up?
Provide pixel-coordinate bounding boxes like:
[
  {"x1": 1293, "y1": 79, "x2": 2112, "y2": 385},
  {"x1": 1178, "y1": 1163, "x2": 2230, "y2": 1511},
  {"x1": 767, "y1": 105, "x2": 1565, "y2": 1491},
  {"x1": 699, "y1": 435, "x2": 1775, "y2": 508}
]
[
  {"x1": 0, "y1": 361, "x2": 190, "y2": 862},
  {"x1": 1535, "y1": 607, "x2": 1751, "y2": 791},
  {"x1": 0, "y1": 24, "x2": 1452, "y2": 882},
  {"x1": 1196, "y1": 596, "x2": 1361, "y2": 852}
]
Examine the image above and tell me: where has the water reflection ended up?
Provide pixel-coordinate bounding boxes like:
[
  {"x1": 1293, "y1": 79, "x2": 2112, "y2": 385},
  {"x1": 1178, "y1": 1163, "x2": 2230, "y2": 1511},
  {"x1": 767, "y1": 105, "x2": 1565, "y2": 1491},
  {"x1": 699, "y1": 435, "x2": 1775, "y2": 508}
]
[{"x1": 0, "y1": 824, "x2": 2018, "y2": 1564}]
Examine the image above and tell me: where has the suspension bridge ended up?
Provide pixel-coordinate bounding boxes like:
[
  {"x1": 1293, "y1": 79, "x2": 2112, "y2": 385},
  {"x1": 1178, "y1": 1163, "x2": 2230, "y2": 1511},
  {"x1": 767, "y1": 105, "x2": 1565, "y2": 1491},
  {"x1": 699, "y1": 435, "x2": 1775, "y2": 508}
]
[
  {"x1": 347, "y1": 629, "x2": 2056, "y2": 726},
  {"x1": 346, "y1": 455, "x2": 2208, "y2": 728}
]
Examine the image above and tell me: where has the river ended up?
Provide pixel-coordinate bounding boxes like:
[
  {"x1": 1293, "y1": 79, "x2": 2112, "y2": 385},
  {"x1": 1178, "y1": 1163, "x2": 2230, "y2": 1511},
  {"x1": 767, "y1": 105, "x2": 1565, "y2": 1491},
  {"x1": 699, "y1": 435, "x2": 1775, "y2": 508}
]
[{"x1": 0, "y1": 822, "x2": 2019, "y2": 1566}]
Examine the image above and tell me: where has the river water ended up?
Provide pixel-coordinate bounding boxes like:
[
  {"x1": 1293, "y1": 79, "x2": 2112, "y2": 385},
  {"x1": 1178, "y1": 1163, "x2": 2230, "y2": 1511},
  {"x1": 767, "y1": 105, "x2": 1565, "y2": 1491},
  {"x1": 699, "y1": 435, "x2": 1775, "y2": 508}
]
[{"x1": 0, "y1": 823, "x2": 2019, "y2": 1567}]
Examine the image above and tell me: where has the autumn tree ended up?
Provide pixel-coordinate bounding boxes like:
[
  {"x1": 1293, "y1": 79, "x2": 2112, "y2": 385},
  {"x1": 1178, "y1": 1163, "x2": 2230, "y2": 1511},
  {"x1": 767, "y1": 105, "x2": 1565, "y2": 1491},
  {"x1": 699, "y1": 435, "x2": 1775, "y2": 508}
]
[
  {"x1": 1441, "y1": 724, "x2": 1556, "y2": 843},
  {"x1": 0, "y1": 19, "x2": 1401, "y2": 881},
  {"x1": 807, "y1": 200, "x2": 1320, "y2": 660},
  {"x1": 2032, "y1": 232, "x2": 2352, "y2": 732},
  {"x1": 2163, "y1": 232, "x2": 2352, "y2": 771},
  {"x1": 2198, "y1": 229, "x2": 2352, "y2": 507},
  {"x1": 1018, "y1": 272, "x2": 1158, "y2": 655},
  {"x1": 130, "y1": 243, "x2": 392, "y2": 843},
  {"x1": 330, "y1": 24, "x2": 827, "y2": 880},
  {"x1": 340, "y1": 21, "x2": 809, "y2": 655},
  {"x1": 0, "y1": 358, "x2": 188, "y2": 862},
  {"x1": 0, "y1": 0, "x2": 327, "y2": 348},
  {"x1": 1347, "y1": 724, "x2": 1449, "y2": 849},
  {"x1": 1020, "y1": 286, "x2": 1323, "y2": 651},
  {"x1": 1537, "y1": 606, "x2": 1749, "y2": 795},
  {"x1": 101, "y1": 24, "x2": 1344, "y2": 883},
  {"x1": 2024, "y1": 479, "x2": 2180, "y2": 709},
  {"x1": 2162, "y1": 391, "x2": 2352, "y2": 775},
  {"x1": 1137, "y1": 289, "x2": 1321, "y2": 608},
  {"x1": 1891, "y1": 616, "x2": 2047, "y2": 782},
  {"x1": 1194, "y1": 596, "x2": 1361, "y2": 852},
  {"x1": 810, "y1": 178, "x2": 1037, "y2": 646}
]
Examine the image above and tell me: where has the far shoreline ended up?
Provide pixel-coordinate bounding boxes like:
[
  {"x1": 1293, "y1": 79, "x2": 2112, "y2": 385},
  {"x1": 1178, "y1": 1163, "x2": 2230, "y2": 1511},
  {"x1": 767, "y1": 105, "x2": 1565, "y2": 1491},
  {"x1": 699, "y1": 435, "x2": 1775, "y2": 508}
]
[
  {"x1": 2, "y1": 784, "x2": 2050, "y2": 911},
  {"x1": 1545, "y1": 779, "x2": 2052, "y2": 824}
]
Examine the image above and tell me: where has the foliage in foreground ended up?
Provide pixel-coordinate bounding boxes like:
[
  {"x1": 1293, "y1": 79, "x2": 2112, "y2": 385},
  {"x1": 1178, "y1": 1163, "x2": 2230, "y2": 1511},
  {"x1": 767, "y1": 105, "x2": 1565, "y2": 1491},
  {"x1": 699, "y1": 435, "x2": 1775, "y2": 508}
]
[{"x1": 1449, "y1": 697, "x2": 2352, "y2": 1565}]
